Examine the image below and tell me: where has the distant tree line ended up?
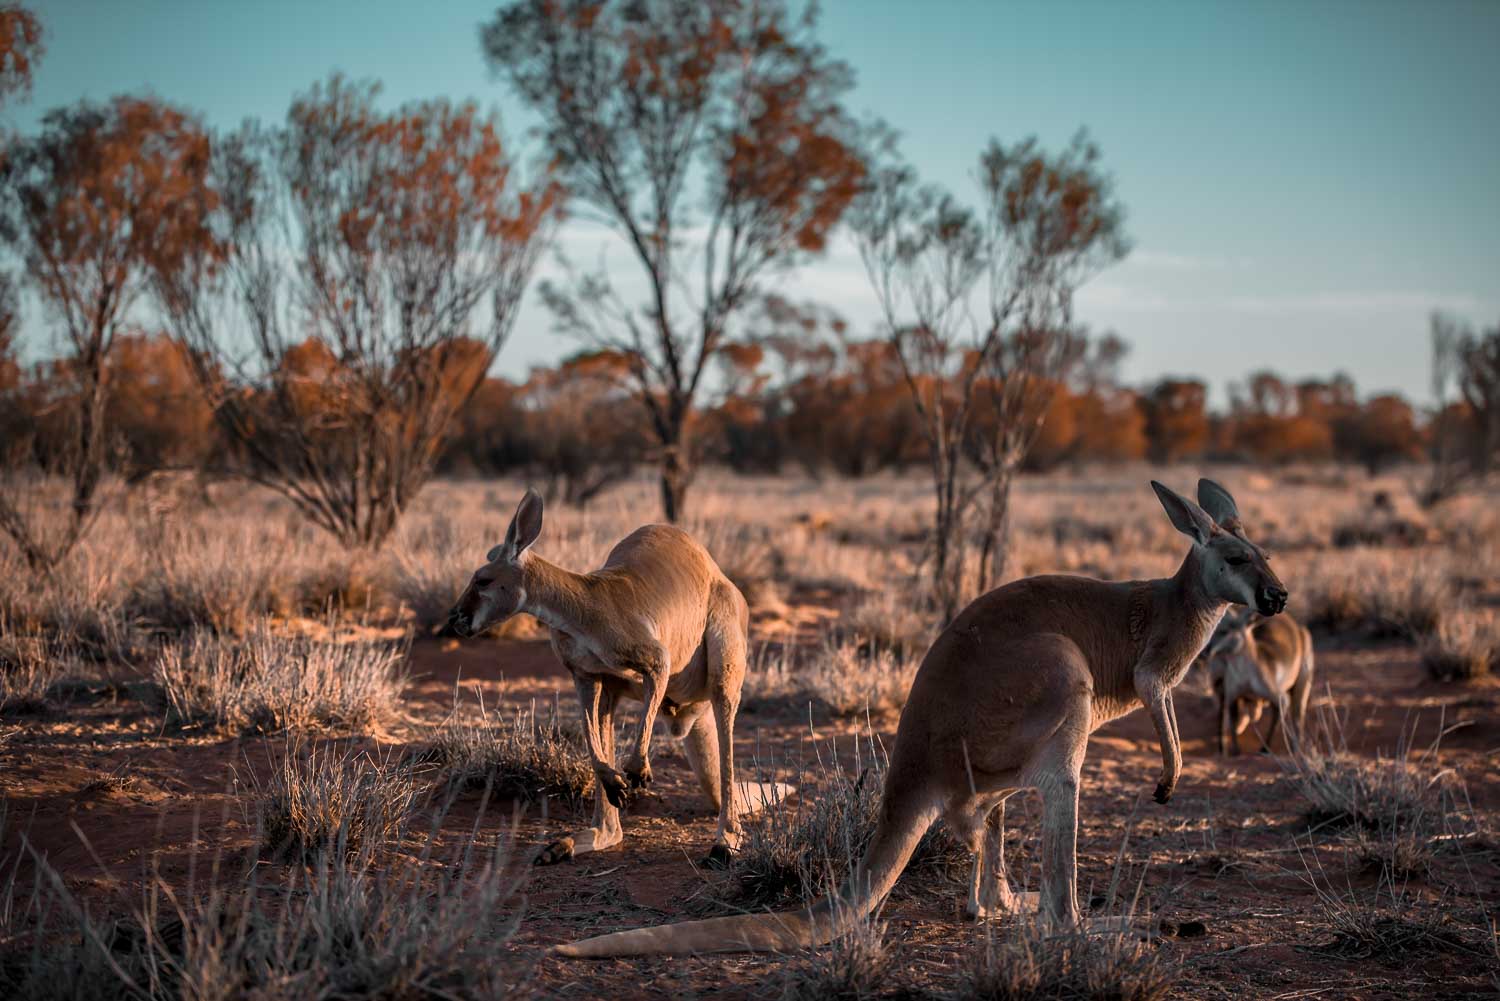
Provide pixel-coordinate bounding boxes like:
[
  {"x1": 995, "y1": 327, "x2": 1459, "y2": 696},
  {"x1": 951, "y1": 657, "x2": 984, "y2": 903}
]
[{"x1": 0, "y1": 318, "x2": 1465, "y2": 487}]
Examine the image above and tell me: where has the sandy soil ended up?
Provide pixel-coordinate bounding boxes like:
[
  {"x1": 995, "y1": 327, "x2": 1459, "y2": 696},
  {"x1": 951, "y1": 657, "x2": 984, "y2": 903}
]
[{"x1": 3, "y1": 619, "x2": 1497, "y2": 999}]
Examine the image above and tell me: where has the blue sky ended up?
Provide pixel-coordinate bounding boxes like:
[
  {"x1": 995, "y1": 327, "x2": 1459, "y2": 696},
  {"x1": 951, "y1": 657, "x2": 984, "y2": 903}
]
[{"x1": 10, "y1": 0, "x2": 1498, "y2": 402}]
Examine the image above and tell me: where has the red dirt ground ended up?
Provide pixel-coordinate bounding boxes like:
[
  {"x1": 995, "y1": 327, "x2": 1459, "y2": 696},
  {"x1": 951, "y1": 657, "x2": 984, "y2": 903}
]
[{"x1": 3, "y1": 624, "x2": 1497, "y2": 999}]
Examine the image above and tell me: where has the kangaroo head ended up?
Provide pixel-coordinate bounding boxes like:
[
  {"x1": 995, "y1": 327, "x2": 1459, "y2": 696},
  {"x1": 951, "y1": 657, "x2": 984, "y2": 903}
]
[
  {"x1": 1151, "y1": 478, "x2": 1287, "y2": 616},
  {"x1": 447, "y1": 489, "x2": 544, "y2": 637}
]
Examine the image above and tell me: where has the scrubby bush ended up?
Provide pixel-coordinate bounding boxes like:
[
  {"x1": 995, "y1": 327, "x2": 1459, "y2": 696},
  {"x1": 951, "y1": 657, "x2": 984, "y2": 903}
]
[
  {"x1": 255, "y1": 740, "x2": 419, "y2": 861},
  {"x1": 153, "y1": 627, "x2": 407, "y2": 733},
  {"x1": 954, "y1": 916, "x2": 1176, "y2": 1001},
  {"x1": 425, "y1": 700, "x2": 594, "y2": 810},
  {"x1": 727, "y1": 734, "x2": 965, "y2": 907},
  {"x1": 3, "y1": 812, "x2": 526, "y2": 1000}
]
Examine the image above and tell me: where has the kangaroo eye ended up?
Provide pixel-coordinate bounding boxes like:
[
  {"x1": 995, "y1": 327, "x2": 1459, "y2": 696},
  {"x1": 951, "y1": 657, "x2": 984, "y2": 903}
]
[{"x1": 1225, "y1": 555, "x2": 1250, "y2": 567}]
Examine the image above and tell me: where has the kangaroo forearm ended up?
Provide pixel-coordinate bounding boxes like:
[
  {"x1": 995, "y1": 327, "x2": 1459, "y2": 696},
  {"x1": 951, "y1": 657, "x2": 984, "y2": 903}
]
[{"x1": 1141, "y1": 687, "x2": 1181, "y2": 803}]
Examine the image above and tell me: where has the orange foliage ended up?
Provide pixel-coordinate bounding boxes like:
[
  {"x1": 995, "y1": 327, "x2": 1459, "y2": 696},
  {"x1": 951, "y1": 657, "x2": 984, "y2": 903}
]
[
  {"x1": 0, "y1": 4, "x2": 42, "y2": 105},
  {"x1": 105, "y1": 332, "x2": 216, "y2": 469},
  {"x1": 1141, "y1": 379, "x2": 1210, "y2": 462}
]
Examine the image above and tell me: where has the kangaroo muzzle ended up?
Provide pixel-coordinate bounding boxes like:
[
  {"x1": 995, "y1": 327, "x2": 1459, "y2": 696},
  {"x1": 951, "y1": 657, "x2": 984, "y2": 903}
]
[{"x1": 1256, "y1": 584, "x2": 1288, "y2": 616}]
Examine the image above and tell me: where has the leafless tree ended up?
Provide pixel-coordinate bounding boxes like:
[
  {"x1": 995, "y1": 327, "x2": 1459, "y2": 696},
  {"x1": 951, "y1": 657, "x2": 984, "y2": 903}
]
[
  {"x1": 1427, "y1": 311, "x2": 1500, "y2": 504},
  {"x1": 854, "y1": 133, "x2": 1126, "y2": 622},
  {"x1": 153, "y1": 77, "x2": 559, "y2": 549},
  {"x1": 483, "y1": 0, "x2": 866, "y2": 521}
]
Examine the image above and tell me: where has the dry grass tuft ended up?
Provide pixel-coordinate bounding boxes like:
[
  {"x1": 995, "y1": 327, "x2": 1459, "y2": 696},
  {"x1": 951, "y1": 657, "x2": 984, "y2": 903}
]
[
  {"x1": 426, "y1": 699, "x2": 595, "y2": 810},
  {"x1": 954, "y1": 917, "x2": 1176, "y2": 1001},
  {"x1": 748, "y1": 632, "x2": 919, "y2": 718},
  {"x1": 1299, "y1": 852, "x2": 1459, "y2": 961},
  {"x1": 254, "y1": 740, "x2": 419, "y2": 861},
  {"x1": 1420, "y1": 609, "x2": 1497, "y2": 682},
  {"x1": 1284, "y1": 707, "x2": 1473, "y2": 877},
  {"x1": 3, "y1": 811, "x2": 527, "y2": 1000},
  {"x1": 1297, "y1": 557, "x2": 1453, "y2": 639},
  {"x1": 727, "y1": 734, "x2": 964, "y2": 907},
  {"x1": 779, "y1": 898, "x2": 895, "y2": 1001},
  {"x1": 153, "y1": 627, "x2": 407, "y2": 733}
]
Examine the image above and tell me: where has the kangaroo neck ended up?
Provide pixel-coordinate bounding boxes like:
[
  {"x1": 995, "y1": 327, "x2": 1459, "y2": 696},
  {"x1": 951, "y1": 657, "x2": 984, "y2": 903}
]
[
  {"x1": 519, "y1": 553, "x2": 593, "y2": 635},
  {"x1": 1136, "y1": 546, "x2": 1229, "y2": 683}
]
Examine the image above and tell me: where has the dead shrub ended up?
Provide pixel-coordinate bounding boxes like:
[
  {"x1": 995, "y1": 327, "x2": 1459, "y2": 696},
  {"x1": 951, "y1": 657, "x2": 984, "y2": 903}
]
[
  {"x1": 954, "y1": 917, "x2": 1175, "y2": 1001},
  {"x1": 727, "y1": 733, "x2": 965, "y2": 907},
  {"x1": 747, "y1": 632, "x2": 918, "y2": 719},
  {"x1": 779, "y1": 897, "x2": 895, "y2": 1001},
  {"x1": 1420, "y1": 610, "x2": 1496, "y2": 682},
  {"x1": 3, "y1": 807, "x2": 527, "y2": 1000},
  {"x1": 254, "y1": 740, "x2": 419, "y2": 862},
  {"x1": 1284, "y1": 707, "x2": 1473, "y2": 877},
  {"x1": 153, "y1": 627, "x2": 407, "y2": 733},
  {"x1": 842, "y1": 588, "x2": 933, "y2": 657},
  {"x1": 1298, "y1": 559, "x2": 1453, "y2": 639},
  {"x1": 1299, "y1": 851, "x2": 1459, "y2": 961},
  {"x1": 426, "y1": 699, "x2": 594, "y2": 810}
]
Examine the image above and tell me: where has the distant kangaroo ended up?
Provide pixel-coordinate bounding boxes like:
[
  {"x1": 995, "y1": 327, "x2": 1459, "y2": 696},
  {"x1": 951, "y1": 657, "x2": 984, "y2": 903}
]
[
  {"x1": 556, "y1": 479, "x2": 1287, "y2": 958},
  {"x1": 1201, "y1": 607, "x2": 1314, "y2": 755},
  {"x1": 447, "y1": 490, "x2": 764, "y2": 867}
]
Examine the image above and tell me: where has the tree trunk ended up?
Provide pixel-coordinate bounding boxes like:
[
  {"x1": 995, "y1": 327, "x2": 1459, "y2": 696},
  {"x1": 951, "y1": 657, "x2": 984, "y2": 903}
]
[
  {"x1": 658, "y1": 440, "x2": 692, "y2": 524},
  {"x1": 976, "y1": 465, "x2": 1015, "y2": 594}
]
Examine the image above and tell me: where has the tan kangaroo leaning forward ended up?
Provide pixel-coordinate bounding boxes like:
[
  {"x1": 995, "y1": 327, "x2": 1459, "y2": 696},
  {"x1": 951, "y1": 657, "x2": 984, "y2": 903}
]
[
  {"x1": 1200, "y1": 607, "x2": 1314, "y2": 756},
  {"x1": 447, "y1": 490, "x2": 780, "y2": 867},
  {"x1": 556, "y1": 478, "x2": 1288, "y2": 958}
]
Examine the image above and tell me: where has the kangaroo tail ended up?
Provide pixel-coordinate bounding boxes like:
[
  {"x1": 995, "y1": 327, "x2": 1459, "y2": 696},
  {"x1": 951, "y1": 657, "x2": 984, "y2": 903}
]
[{"x1": 555, "y1": 785, "x2": 938, "y2": 958}]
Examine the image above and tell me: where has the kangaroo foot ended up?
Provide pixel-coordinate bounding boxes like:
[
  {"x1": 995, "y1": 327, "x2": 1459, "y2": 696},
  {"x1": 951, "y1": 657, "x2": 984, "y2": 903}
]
[{"x1": 966, "y1": 890, "x2": 1039, "y2": 920}]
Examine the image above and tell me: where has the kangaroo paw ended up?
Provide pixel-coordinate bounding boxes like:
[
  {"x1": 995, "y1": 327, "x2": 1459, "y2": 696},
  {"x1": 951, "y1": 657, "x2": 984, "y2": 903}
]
[
  {"x1": 534, "y1": 836, "x2": 576, "y2": 866},
  {"x1": 624, "y1": 760, "x2": 653, "y2": 790},
  {"x1": 597, "y1": 768, "x2": 630, "y2": 809},
  {"x1": 1153, "y1": 781, "x2": 1174, "y2": 805},
  {"x1": 701, "y1": 843, "x2": 734, "y2": 870}
]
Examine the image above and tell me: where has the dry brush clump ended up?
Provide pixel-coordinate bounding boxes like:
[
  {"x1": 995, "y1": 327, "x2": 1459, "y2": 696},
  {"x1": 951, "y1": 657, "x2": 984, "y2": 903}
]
[
  {"x1": 253, "y1": 740, "x2": 420, "y2": 862},
  {"x1": 747, "y1": 632, "x2": 919, "y2": 719},
  {"x1": 1297, "y1": 850, "x2": 1464, "y2": 963},
  {"x1": 778, "y1": 898, "x2": 896, "y2": 1001},
  {"x1": 726, "y1": 734, "x2": 965, "y2": 907},
  {"x1": 954, "y1": 917, "x2": 1176, "y2": 1001},
  {"x1": 2, "y1": 814, "x2": 527, "y2": 1000},
  {"x1": 1294, "y1": 553, "x2": 1454, "y2": 639},
  {"x1": 425, "y1": 699, "x2": 594, "y2": 811},
  {"x1": 1284, "y1": 707, "x2": 1475, "y2": 877},
  {"x1": 1420, "y1": 608, "x2": 1497, "y2": 682},
  {"x1": 153, "y1": 627, "x2": 408, "y2": 734}
]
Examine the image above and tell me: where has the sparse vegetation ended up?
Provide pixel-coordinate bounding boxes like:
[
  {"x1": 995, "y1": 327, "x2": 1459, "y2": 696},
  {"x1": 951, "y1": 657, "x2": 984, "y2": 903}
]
[
  {"x1": 1284, "y1": 707, "x2": 1475, "y2": 878},
  {"x1": 254, "y1": 740, "x2": 420, "y2": 861},
  {"x1": 954, "y1": 916, "x2": 1176, "y2": 1001},
  {"x1": 3, "y1": 814, "x2": 526, "y2": 1001},
  {"x1": 426, "y1": 699, "x2": 595, "y2": 810},
  {"x1": 728, "y1": 733, "x2": 965, "y2": 907},
  {"x1": 1420, "y1": 609, "x2": 1497, "y2": 682},
  {"x1": 779, "y1": 900, "x2": 895, "y2": 1001},
  {"x1": 153, "y1": 626, "x2": 408, "y2": 733},
  {"x1": 1299, "y1": 850, "x2": 1457, "y2": 961},
  {"x1": 748, "y1": 632, "x2": 919, "y2": 718}
]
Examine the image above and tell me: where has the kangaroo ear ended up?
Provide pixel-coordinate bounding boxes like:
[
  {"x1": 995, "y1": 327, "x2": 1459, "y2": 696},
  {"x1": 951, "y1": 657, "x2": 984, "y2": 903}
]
[
  {"x1": 1151, "y1": 480, "x2": 1216, "y2": 545},
  {"x1": 492, "y1": 489, "x2": 544, "y2": 562},
  {"x1": 1197, "y1": 478, "x2": 1241, "y2": 528}
]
